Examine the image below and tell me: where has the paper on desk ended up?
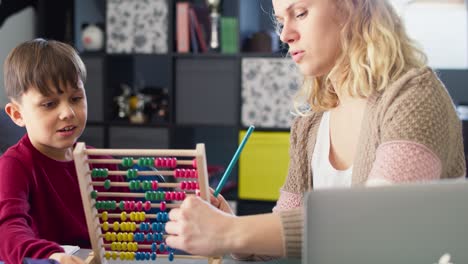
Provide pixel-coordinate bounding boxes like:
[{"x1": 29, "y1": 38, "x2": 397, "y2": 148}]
[{"x1": 61, "y1": 245, "x2": 80, "y2": 255}]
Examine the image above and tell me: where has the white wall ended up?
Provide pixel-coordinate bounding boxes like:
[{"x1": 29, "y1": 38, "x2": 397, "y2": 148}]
[
  {"x1": 0, "y1": 7, "x2": 35, "y2": 107},
  {"x1": 392, "y1": 1, "x2": 468, "y2": 69}
]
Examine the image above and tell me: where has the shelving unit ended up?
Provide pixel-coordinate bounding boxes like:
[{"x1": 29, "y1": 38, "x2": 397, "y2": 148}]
[{"x1": 71, "y1": 0, "x2": 294, "y2": 212}]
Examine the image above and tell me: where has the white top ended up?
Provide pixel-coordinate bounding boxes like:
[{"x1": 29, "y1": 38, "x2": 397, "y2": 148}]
[{"x1": 312, "y1": 111, "x2": 353, "y2": 189}]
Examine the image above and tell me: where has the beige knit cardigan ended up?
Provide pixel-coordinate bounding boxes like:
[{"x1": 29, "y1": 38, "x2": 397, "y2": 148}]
[{"x1": 278, "y1": 67, "x2": 466, "y2": 258}]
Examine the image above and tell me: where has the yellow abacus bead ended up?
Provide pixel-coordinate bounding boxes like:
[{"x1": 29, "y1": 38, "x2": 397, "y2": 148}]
[
  {"x1": 101, "y1": 211, "x2": 108, "y2": 221},
  {"x1": 105, "y1": 251, "x2": 111, "y2": 260},
  {"x1": 111, "y1": 232, "x2": 117, "y2": 242},
  {"x1": 117, "y1": 232, "x2": 123, "y2": 242},
  {"x1": 119, "y1": 222, "x2": 125, "y2": 232},
  {"x1": 130, "y1": 212, "x2": 136, "y2": 221},
  {"x1": 111, "y1": 252, "x2": 117, "y2": 260},
  {"x1": 128, "y1": 252, "x2": 135, "y2": 260},
  {"x1": 128, "y1": 232, "x2": 134, "y2": 242},
  {"x1": 133, "y1": 242, "x2": 139, "y2": 251},
  {"x1": 115, "y1": 242, "x2": 122, "y2": 251},
  {"x1": 131, "y1": 222, "x2": 137, "y2": 232},
  {"x1": 104, "y1": 232, "x2": 111, "y2": 242},
  {"x1": 113, "y1": 221, "x2": 120, "y2": 231},
  {"x1": 120, "y1": 212, "x2": 127, "y2": 221},
  {"x1": 128, "y1": 242, "x2": 135, "y2": 252},
  {"x1": 121, "y1": 242, "x2": 128, "y2": 251},
  {"x1": 123, "y1": 222, "x2": 130, "y2": 231},
  {"x1": 102, "y1": 221, "x2": 109, "y2": 232},
  {"x1": 139, "y1": 212, "x2": 146, "y2": 221},
  {"x1": 110, "y1": 242, "x2": 116, "y2": 251},
  {"x1": 119, "y1": 252, "x2": 126, "y2": 260}
]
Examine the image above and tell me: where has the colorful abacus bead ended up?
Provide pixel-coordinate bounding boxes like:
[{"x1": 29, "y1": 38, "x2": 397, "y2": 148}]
[
  {"x1": 152, "y1": 180, "x2": 158, "y2": 190},
  {"x1": 103, "y1": 179, "x2": 111, "y2": 190},
  {"x1": 122, "y1": 157, "x2": 134, "y2": 167},
  {"x1": 144, "y1": 201, "x2": 152, "y2": 211},
  {"x1": 126, "y1": 168, "x2": 138, "y2": 180},
  {"x1": 160, "y1": 201, "x2": 166, "y2": 211},
  {"x1": 168, "y1": 252, "x2": 174, "y2": 261}
]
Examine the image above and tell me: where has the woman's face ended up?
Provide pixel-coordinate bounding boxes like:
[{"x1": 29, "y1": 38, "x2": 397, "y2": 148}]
[{"x1": 273, "y1": 0, "x2": 343, "y2": 77}]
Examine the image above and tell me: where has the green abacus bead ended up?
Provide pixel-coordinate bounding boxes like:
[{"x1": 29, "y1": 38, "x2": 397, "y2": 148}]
[
  {"x1": 119, "y1": 201, "x2": 125, "y2": 210},
  {"x1": 103, "y1": 168, "x2": 109, "y2": 178},
  {"x1": 111, "y1": 200, "x2": 117, "y2": 210},
  {"x1": 138, "y1": 158, "x2": 145, "y2": 167},
  {"x1": 104, "y1": 179, "x2": 111, "y2": 190},
  {"x1": 91, "y1": 169, "x2": 97, "y2": 177},
  {"x1": 145, "y1": 191, "x2": 152, "y2": 201},
  {"x1": 95, "y1": 201, "x2": 100, "y2": 209},
  {"x1": 129, "y1": 180, "x2": 135, "y2": 190},
  {"x1": 128, "y1": 158, "x2": 134, "y2": 167},
  {"x1": 142, "y1": 181, "x2": 149, "y2": 190},
  {"x1": 91, "y1": 190, "x2": 98, "y2": 199},
  {"x1": 134, "y1": 180, "x2": 141, "y2": 190},
  {"x1": 121, "y1": 157, "x2": 127, "y2": 167},
  {"x1": 126, "y1": 170, "x2": 132, "y2": 180},
  {"x1": 132, "y1": 169, "x2": 138, "y2": 179}
]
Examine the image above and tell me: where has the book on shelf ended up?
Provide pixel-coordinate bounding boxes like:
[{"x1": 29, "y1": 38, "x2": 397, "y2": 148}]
[
  {"x1": 221, "y1": 17, "x2": 239, "y2": 54},
  {"x1": 176, "y1": 2, "x2": 190, "y2": 53},
  {"x1": 189, "y1": 6, "x2": 208, "y2": 53}
]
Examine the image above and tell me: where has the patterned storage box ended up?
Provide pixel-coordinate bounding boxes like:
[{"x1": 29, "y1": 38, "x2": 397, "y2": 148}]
[
  {"x1": 106, "y1": 0, "x2": 168, "y2": 54},
  {"x1": 241, "y1": 58, "x2": 302, "y2": 128}
]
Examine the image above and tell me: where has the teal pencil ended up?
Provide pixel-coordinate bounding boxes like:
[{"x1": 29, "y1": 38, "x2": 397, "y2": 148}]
[{"x1": 214, "y1": 125, "x2": 255, "y2": 197}]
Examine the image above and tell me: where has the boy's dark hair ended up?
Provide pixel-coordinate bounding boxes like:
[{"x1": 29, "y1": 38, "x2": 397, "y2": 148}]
[{"x1": 3, "y1": 38, "x2": 87, "y2": 101}]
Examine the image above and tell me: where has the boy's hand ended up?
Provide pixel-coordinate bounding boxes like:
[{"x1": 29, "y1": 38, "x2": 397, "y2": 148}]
[
  {"x1": 209, "y1": 188, "x2": 234, "y2": 215},
  {"x1": 49, "y1": 253, "x2": 85, "y2": 264}
]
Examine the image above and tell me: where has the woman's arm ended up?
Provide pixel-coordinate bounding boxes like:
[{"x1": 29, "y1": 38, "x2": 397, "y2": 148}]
[{"x1": 164, "y1": 196, "x2": 285, "y2": 257}]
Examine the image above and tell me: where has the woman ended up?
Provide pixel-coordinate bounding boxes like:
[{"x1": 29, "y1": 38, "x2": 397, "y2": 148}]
[{"x1": 165, "y1": 0, "x2": 465, "y2": 258}]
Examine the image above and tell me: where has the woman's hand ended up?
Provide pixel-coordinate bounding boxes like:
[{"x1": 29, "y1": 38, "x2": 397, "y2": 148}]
[
  {"x1": 165, "y1": 196, "x2": 237, "y2": 256},
  {"x1": 49, "y1": 253, "x2": 85, "y2": 264},
  {"x1": 209, "y1": 188, "x2": 234, "y2": 215}
]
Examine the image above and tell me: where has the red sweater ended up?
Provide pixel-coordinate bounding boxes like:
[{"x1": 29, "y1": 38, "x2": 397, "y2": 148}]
[{"x1": 0, "y1": 135, "x2": 115, "y2": 263}]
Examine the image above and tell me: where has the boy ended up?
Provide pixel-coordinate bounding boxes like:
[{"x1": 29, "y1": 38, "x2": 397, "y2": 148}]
[{"x1": 0, "y1": 39, "x2": 95, "y2": 264}]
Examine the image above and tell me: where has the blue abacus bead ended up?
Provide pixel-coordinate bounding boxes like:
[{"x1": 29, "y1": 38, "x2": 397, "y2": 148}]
[
  {"x1": 151, "y1": 222, "x2": 158, "y2": 231},
  {"x1": 135, "y1": 252, "x2": 140, "y2": 261},
  {"x1": 159, "y1": 243, "x2": 166, "y2": 252},
  {"x1": 156, "y1": 213, "x2": 161, "y2": 222},
  {"x1": 152, "y1": 233, "x2": 158, "y2": 242},
  {"x1": 162, "y1": 223, "x2": 166, "y2": 232},
  {"x1": 146, "y1": 233, "x2": 153, "y2": 242},
  {"x1": 146, "y1": 252, "x2": 151, "y2": 260},
  {"x1": 151, "y1": 252, "x2": 157, "y2": 260},
  {"x1": 151, "y1": 242, "x2": 157, "y2": 252},
  {"x1": 163, "y1": 212, "x2": 169, "y2": 222},
  {"x1": 168, "y1": 252, "x2": 174, "y2": 262}
]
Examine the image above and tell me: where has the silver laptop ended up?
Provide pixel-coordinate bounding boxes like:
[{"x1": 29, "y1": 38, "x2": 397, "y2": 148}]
[{"x1": 303, "y1": 180, "x2": 468, "y2": 264}]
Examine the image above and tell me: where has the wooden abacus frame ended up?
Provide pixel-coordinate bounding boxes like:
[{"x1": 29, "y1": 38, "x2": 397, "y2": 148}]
[{"x1": 73, "y1": 142, "x2": 222, "y2": 264}]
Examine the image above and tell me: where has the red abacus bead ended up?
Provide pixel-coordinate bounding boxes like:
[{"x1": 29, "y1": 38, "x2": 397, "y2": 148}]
[
  {"x1": 129, "y1": 201, "x2": 135, "y2": 210},
  {"x1": 125, "y1": 201, "x2": 131, "y2": 210},
  {"x1": 144, "y1": 201, "x2": 152, "y2": 211},
  {"x1": 160, "y1": 201, "x2": 166, "y2": 211},
  {"x1": 177, "y1": 192, "x2": 184, "y2": 200},
  {"x1": 196, "y1": 190, "x2": 201, "y2": 196},
  {"x1": 165, "y1": 191, "x2": 171, "y2": 200},
  {"x1": 192, "y1": 159, "x2": 197, "y2": 168},
  {"x1": 152, "y1": 181, "x2": 158, "y2": 190},
  {"x1": 190, "y1": 170, "x2": 197, "y2": 178},
  {"x1": 187, "y1": 182, "x2": 196, "y2": 190},
  {"x1": 164, "y1": 158, "x2": 169, "y2": 167},
  {"x1": 136, "y1": 201, "x2": 143, "y2": 211},
  {"x1": 194, "y1": 170, "x2": 199, "y2": 179},
  {"x1": 195, "y1": 182, "x2": 199, "y2": 189},
  {"x1": 181, "y1": 192, "x2": 186, "y2": 200},
  {"x1": 170, "y1": 192, "x2": 177, "y2": 200},
  {"x1": 180, "y1": 181, "x2": 187, "y2": 190},
  {"x1": 174, "y1": 169, "x2": 180, "y2": 178},
  {"x1": 171, "y1": 158, "x2": 177, "y2": 168},
  {"x1": 156, "y1": 158, "x2": 163, "y2": 167}
]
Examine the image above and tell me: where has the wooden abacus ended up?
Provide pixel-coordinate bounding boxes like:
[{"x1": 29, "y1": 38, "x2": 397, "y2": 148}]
[{"x1": 73, "y1": 142, "x2": 222, "y2": 264}]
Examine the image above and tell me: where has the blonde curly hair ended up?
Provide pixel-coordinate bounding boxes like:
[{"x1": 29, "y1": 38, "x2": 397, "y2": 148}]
[{"x1": 292, "y1": 0, "x2": 427, "y2": 113}]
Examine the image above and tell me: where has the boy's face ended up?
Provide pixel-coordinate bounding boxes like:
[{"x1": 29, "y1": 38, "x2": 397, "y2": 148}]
[{"x1": 5, "y1": 80, "x2": 87, "y2": 160}]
